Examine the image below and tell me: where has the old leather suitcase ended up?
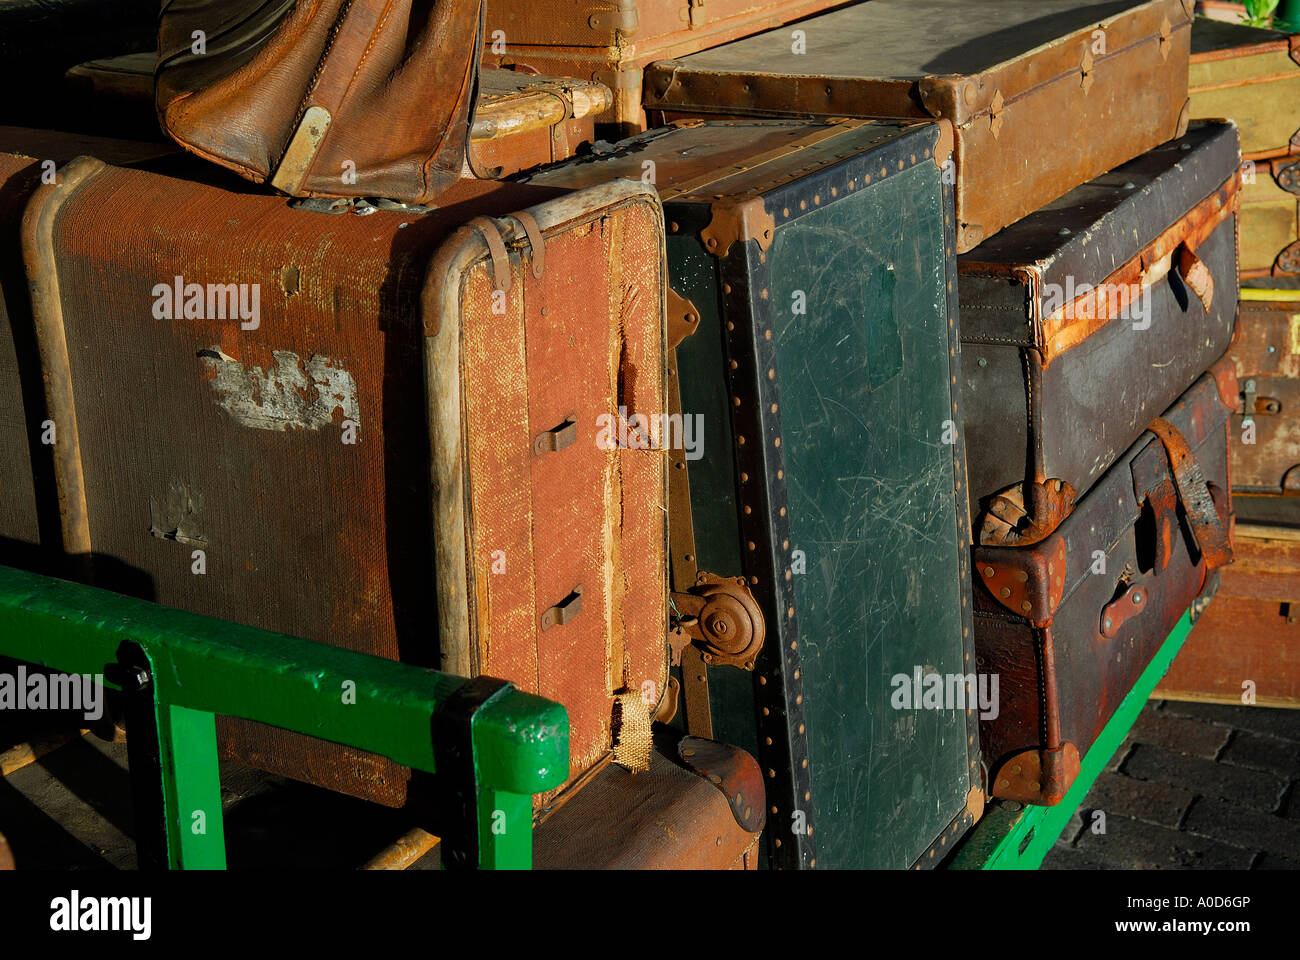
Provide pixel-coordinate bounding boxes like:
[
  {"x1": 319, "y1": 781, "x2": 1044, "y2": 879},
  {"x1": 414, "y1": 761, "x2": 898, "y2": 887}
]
[
  {"x1": 481, "y1": 0, "x2": 848, "y2": 131},
  {"x1": 0, "y1": 128, "x2": 175, "y2": 576},
  {"x1": 961, "y1": 120, "x2": 1240, "y2": 547},
  {"x1": 63, "y1": 53, "x2": 612, "y2": 180},
  {"x1": 156, "y1": 0, "x2": 484, "y2": 203},
  {"x1": 524, "y1": 118, "x2": 983, "y2": 869},
  {"x1": 1189, "y1": 17, "x2": 1299, "y2": 162},
  {"x1": 973, "y1": 362, "x2": 1235, "y2": 805},
  {"x1": 1239, "y1": 155, "x2": 1300, "y2": 278},
  {"x1": 21, "y1": 157, "x2": 669, "y2": 807},
  {"x1": 1157, "y1": 518, "x2": 1300, "y2": 707},
  {"x1": 643, "y1": 0, "x2": 1194, "y2": 253},
  {"x1": 1228, "y1": 293, "x2": 1300, "y2": 490}
]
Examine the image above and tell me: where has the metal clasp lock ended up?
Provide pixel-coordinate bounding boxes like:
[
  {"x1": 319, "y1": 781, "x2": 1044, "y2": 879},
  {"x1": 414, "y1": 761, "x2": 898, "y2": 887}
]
[
  {"x1": 1101, "y1": 582, "x2": 1146, "y2": 639},
  {"x1": 1242, "y1": 379, "x2": 1256, "y2": 426},
  {"x1": 541, "y1": 585, "x2": 583, "y2": 631},
  {"x1": 533, "y1": 413, "x2": 578, "y2": 456}
]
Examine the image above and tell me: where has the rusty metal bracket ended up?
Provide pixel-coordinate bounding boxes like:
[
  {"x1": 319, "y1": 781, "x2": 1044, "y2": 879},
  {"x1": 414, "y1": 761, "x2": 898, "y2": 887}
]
[
  {"x1": 974, "y1": 534, "x2": 1068, "y2": 625},
  {"x1": 1278, "y1": 160, "x2": 1300, "y2": 196},
  {"x1": 1100, "y1": 582, "x2": 1149, "y2": 639},
  {"x1": 1276, "y1": 240, "x2": 1300, "y2": 277},
  {"x1": 990, "y1": 743, "x2": 1080, "y2": 806},
  {"x1": 540, "y1": 585, "x2": 583, "y2": 631},
  {"x1": 666, "y1": 286, "x2": 701, "y2": 350},
  {"x1": 678, "y1": 736, "x2": 765, "y2": 833},
  {"x1": 700, "y1": 196, "x2": 776, "y2": 259},
  {"x1": 670, "y1": 572, "x2": 765, "y2": 670},
  {"x1": 533, "y1": 414, "x2": 578, "y2": 455}
]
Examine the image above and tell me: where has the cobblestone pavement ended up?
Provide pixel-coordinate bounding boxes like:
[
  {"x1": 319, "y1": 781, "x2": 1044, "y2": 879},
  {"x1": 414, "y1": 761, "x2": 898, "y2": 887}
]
[{"x1": 1044, "y1": 700, "x2": 1300, "y2": 869}]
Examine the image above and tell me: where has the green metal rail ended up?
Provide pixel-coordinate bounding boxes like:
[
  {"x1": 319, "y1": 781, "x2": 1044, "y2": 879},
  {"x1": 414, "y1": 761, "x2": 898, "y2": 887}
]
[
  {"x1": 0, "y1": 564, "x2": 569, "y2": 870},
  {"x1": 948, "y1": 609, "x2": 1196, "y2": 870}
]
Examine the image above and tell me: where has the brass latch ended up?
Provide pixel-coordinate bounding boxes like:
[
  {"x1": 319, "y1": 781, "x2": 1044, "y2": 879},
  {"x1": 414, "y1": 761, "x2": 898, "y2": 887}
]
[
  {"x1": 534, "y1": 414, "x2": 578, "y2": 455},
  {"x1": 688, "y1": 0, "x2": 706, "y2": 28},
  {"x1": 669, "y1": 572, "x2": 764, "y2": 670},
  {"x1": 541, "y1": 585, "x2": 583, "y2": 630}
]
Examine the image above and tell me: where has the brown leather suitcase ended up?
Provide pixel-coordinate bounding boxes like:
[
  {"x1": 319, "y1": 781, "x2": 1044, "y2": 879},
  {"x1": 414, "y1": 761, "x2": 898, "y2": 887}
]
[
  {"x1": 973, "y1": 362, "x2": 1235, "y2": 806},
  {"x1": 643, "y1": 0, "x2": 1194, "y2": 253},
  {"x1": 1229, "y1": 294, "x2": 1300, "y2": 491},
  {"x1": 0, "y1": 128, "x2": 175, "y2": 575},
  {"x1": 1158, "y1": 518, "x2": 1300, "y2": 707},
  {"x1": 155, "y1": 0, "x2": 485, "y2": 203},
  {"x1": 21, "y1": 156, "x2": 669, "y2": 806},
  {"x1": 64, "y1": 53, "x2": 611, "y2": 181},
  {"x1": 962, "y1": 120, "x2": 1240, "y2": 547},
  {"x1": 481, "y1": 0, "x2": 848, "y2": 132}
]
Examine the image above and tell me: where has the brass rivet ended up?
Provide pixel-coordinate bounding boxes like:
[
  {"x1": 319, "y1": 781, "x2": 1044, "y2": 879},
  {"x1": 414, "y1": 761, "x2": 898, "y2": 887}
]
[
  {"x1": 983, "y1": 566, "x2": 995, "y2": 578},
  {"x1": 1015, "y1": 570, "x2": 1028, "y2": 583}
]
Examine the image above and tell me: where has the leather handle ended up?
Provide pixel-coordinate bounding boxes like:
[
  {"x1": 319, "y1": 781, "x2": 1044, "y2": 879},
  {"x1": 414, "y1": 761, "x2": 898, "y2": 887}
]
[{"x1": 1176, "y1": 242, "x2": 1214, "y2": 314}]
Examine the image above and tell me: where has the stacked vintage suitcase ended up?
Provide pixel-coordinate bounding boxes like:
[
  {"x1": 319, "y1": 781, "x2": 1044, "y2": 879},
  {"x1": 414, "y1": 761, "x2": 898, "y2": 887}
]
[{"x1": 0, "y1": 0, "x2": 1287, "y2": 870}]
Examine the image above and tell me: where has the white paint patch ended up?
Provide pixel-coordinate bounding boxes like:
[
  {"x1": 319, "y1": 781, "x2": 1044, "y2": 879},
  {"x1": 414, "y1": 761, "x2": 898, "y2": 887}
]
[{"x1": 199, "y1": 348, "x2": 360, "y2": 431}]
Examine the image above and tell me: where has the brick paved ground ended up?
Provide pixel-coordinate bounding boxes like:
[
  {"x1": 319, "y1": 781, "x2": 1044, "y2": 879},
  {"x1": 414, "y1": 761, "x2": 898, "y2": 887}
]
[{"x1": 1044, "y1": 700, "x2": 1300, "y2": 869}]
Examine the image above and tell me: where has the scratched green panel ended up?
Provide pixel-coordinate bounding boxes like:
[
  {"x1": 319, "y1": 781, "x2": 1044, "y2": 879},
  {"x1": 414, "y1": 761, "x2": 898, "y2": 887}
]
[{"x1": 770, "y1": 165, "x2": 968, "y2": 869}]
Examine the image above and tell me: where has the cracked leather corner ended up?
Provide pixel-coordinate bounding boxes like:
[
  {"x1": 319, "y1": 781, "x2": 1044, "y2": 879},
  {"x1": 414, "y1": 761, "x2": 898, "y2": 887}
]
[
  {"x1": 677, "y1": 735, "x2": 766, "y2": 834},
  {"x1": 915, "y1": 74, "x2": 970, "y2": 124},
  {"x1": 932, "y1": 118, "x2": 954, "y2": 170}
]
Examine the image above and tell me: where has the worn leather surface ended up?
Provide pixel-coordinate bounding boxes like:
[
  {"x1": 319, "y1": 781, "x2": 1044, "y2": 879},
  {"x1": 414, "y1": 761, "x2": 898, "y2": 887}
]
[
  {"x1": 973, "y1": 367, "x2": 1233, "y2": 788},
  {"x1": 960, "y1": 121, "x2": 1240, "y2": 534},
  {"x1": 157, "y1": 0, "x2": 485, "y2": 203}
]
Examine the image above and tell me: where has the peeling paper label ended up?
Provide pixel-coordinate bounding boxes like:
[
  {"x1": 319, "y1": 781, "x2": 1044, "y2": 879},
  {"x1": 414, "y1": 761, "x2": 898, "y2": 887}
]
[{"x1": 199, "y1": 348, "x2": 360, "y2": 431}]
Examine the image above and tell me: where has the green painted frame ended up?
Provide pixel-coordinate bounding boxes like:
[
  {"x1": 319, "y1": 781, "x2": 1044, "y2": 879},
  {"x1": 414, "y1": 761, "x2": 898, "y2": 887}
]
[
  {"x1": 0, "y1": 564, "x2": 569, "y2": 870},
  {"x1": 948, "y1": 609, "x2": 1196, "y2": 870}
]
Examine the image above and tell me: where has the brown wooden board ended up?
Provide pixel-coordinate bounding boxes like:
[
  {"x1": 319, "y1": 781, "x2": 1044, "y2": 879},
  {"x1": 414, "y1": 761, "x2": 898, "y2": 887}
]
[
  {"x1": 1189, "y1": 17, "x2": 1300, "y2": 161},
  {"x1": 644, "y1": 0, "x2": 1193, "y2": 253},
  {"x1": 20, "y1": 156, "x2": 669, "y2": 806},
  {"x1": 1158, "y1": 521, "x2": 1300, "y2": 707},
  {"x1": 1229, "y1": 296, "x2": 1300, "y2": 491},
  {"x1": 971, "y1": 363, "x2": 1234, "y2": 806},
  {"x1": 959, "y1": 120, "x2": 1240, "y2": 547}
]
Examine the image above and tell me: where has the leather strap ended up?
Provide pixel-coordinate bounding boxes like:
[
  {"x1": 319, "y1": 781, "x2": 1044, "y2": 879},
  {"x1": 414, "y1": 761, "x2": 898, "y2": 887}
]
[
  {"x1": 1146, "y1": 417, "x2": 1232, "y2": 570},
  {"x1": 468, "y1": 216, "x2": 511, "y2": 292},
  {"x1": 512, "y1": 211, "x2": 546, "y2": 279}
]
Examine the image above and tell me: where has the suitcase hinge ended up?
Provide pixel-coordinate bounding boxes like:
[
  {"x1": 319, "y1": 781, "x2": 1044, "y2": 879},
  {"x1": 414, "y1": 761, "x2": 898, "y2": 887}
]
[
  {"x1": 669, "y1": 572, "x2": 765, "y2": 670},
  {"x1": 974, "y1": 534, "x2": 1069, "y2": 625},
  {"x1": 1079, "y1": 47, "x2": 1094, "y2": 95},
  {"x1": 701, "y1": 197, "x2": 776, "y2": 259},
  {"x1": 990, "y1": 743, "x2": 1080, "y2": 806},
  {"x1": 588, "y1": 0, "x2": 639, "y2": 35},
  {"x1": 468, "y1": 216, "x2": 513, "y2": 291},
  {"x1": 1158, "y1": 15, "x2": 1173, "y2": 61},
  {"x1": 687, "y1": 0, "x2": 706, "y2": 29}
]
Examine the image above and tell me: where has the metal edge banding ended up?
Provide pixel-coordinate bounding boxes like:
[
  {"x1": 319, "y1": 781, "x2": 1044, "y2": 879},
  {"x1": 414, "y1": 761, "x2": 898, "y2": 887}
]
[
  {"x1": 942, "y1": 167, "x2": 985, "y2": 795},
  {"x1": 719, "y1": 243, "x2": 816, "y2": 870},
  {"x1": 20, "y1": 155, "x2": 106, "y2": 572}
]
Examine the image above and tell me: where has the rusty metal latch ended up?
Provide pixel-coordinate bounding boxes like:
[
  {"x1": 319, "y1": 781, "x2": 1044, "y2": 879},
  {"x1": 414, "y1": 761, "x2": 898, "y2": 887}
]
[
  {"x1": 669, "y1": 572, "x2": 764, "y2": 670},
  {"x1": 541, "y1": 585, "x2": 583, "y2": 631},
  {"x1": 534, "y1": 414, "x2": 578, "y2": 455},
  {"x1": 1101, "y1": 582, "x2": 1147, "y2": 639}
]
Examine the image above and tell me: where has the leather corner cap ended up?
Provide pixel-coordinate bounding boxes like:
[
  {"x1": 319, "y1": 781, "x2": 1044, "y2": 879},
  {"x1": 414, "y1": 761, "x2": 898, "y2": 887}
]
[{"x1": 528, "y1": 734, "x2": 765, "y2": 869}]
